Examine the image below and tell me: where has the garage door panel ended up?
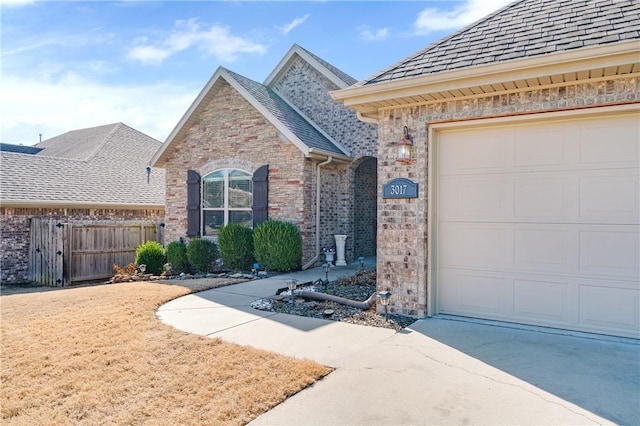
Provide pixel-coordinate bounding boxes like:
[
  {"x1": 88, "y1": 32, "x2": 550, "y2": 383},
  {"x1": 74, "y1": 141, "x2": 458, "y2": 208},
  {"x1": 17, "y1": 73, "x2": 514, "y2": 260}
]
[
  {"x1": 579, "y1": 285, "x2": 639, "y2": 333},
  {"x1": 439, "y1": 268, "x2": 511, "y2": 317},
  {"x1": 439, "y1": 223, "x2": 509, "y2": 269},
  {"x1": 514, "y1": 122, "x2": 578, "y2": 167},
  {"x1": 579, "y1": 228, "x2": 640, "y2": 278},
  {"x1": 436, "y1": 111, "x2": 640, "y2": 338},
  {"x1": 440, "y1": 177, "x2": 509, "y2": 219},
  {"x1": 579, "y1": 172, "x2": 639, "y2": 222},
  {"x1": 513, "y1": 279, "x2": 571, "y2": 323},
  {"x1": 514, "y1": 229, "x2": 572, "y2": 273},
  {"x1": 514, "y1": 177, "x2": 574, "y2": 218},
  {"x1": 439, "y1": 128, "x2": 512, "y2": 175},
  {"x1": 580, "y1": 117, "x2": 639, "y2": 165}
]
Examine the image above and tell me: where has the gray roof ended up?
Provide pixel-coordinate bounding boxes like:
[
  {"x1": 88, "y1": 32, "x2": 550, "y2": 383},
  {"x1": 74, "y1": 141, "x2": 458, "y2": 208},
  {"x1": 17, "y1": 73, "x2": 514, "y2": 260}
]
[
  {"x1": 226, "y1": 69, "x2": 347, "y2": 156},
  {"x1": 0, "y1": 143, "x2": 42, "y2": 154},
  {"x1": 35, "y1": 123, "x2": 119, "y2": 160},
  {"x1": 1, "y1": 123, "x2": 165, "y2": 207},
  {"x1": 362, "y1": 0, "x2": 640, "y2": 86},
  {"x1": 294, "y1": 44, "x2": 358, "y2": 86}
]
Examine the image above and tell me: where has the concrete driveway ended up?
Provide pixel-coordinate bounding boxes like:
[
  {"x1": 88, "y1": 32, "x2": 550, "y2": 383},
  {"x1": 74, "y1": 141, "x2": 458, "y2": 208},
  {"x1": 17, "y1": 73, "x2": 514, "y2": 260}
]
[{"x1": 157, "y1": 266, "x2": 640, "y2": 425}]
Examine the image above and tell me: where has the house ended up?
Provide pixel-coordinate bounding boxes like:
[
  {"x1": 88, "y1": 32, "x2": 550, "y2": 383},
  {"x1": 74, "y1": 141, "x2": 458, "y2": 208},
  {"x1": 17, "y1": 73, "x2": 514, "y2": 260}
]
[
  {"x1": 332, "y1": 0, "x2": 640, "y2": 338},
  {"x1": 151, "y1": 44, "x2": 378, "y2": 268},
  {"x1": 0, "y1": 123, "x2": 165, "y2": 284}
]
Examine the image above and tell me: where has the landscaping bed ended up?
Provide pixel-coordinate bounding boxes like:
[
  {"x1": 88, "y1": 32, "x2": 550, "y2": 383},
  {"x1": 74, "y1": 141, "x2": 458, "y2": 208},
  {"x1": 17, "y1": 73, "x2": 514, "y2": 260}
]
[{"x1": 252, "y1": 271, "x2": 416, "y2": 331}]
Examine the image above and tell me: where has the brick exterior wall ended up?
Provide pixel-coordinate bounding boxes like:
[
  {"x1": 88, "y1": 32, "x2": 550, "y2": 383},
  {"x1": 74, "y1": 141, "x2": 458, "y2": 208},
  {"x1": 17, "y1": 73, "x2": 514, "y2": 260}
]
[
  {"x1": 375, "y1": 75, "x2": 640, "y2": 317},
  {"x1": 163, "y1": 80, "x2": 315, "y2": 256},
  {"x1": 0, "y1": 207, "x2": 164, "y2": 284},
  {"x1": 164, "y1": 60, "x2": 380, "y2": 267},
  {"x1": 269, "y1": 56, "x2": 379, "y2": 263},
  {"x1": 270, "y1": 56, "x2": 378, "y2": 158}
]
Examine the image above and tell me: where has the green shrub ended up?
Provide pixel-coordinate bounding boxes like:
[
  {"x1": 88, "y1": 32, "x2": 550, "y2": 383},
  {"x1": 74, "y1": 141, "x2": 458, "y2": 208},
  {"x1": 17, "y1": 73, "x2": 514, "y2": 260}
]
[
  {"x1": 135, "y1": 241, "x2": 166, "y2": 275},
  {"x1": 253, "y1": 220, "x2": 302, "y2": 272},
  {"x1": 186, "y1": 238, "x2": 218, "y2": 273},
  {"x1": 218, "y1": 223, "x2": 255, "y2": 271},
  {"x1": 166, "y1": 240, "x2": 189, "y2": 274}
]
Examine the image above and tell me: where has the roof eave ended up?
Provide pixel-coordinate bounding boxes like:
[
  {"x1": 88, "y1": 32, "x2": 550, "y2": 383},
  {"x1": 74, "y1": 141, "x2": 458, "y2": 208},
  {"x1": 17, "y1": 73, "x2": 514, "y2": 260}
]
[
  {"x1": 332, "y1": 40, "x2": 640, "y2": 114},
  {"x1": 0, "y1": 199, "x2": 165, "y2": 210}
]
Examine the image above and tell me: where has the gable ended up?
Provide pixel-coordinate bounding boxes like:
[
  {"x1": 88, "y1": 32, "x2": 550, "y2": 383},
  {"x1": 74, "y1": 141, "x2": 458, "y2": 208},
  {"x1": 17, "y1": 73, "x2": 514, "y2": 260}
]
[{"x1": 152, "y1": 64, "x2": 350, "y2": 167}]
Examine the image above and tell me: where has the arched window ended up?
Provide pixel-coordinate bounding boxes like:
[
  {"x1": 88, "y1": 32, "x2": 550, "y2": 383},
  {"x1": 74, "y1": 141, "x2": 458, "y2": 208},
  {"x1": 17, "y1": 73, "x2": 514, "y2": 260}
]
[{"x1": 202, "y1": 169, "x2": 252, "y2": 235}]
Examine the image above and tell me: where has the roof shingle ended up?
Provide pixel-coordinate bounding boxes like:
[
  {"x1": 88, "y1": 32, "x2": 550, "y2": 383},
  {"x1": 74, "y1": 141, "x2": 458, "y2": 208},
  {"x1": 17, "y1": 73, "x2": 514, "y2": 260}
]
[{"x1": 361, "y1": 0, "x2": 640, "y2": 86}]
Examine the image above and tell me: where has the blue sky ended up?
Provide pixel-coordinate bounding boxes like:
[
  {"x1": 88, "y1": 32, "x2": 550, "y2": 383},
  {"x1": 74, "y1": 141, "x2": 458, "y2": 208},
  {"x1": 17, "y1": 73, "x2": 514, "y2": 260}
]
[{"x1": 1, "y1": 0, "x2": 511, "y2": 145}]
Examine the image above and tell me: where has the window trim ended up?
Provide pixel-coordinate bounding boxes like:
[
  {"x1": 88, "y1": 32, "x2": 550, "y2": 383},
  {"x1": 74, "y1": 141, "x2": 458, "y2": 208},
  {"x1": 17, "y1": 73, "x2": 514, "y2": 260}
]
[{"x1": 201, "y1": 168, "x2": 252, "y2": 236}]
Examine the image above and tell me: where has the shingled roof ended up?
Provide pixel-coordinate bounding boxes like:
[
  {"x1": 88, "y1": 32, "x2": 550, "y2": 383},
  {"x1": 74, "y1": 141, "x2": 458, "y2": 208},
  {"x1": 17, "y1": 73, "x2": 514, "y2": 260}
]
[
  {"x1": 1, "y1": 123, "x2": 165, "y2": 208},
  {"x1": 361, "y1": 0, "x2": 640, "y2": 86},
  {"x1": 226, "y1": 69, "x2": 348, "y2": 156}
]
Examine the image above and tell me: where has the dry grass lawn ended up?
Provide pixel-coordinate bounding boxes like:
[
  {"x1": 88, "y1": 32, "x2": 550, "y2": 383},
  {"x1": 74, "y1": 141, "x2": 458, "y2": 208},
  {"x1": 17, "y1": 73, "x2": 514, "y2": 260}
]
[{"x1": 1, "y1": 281, "x2": 332, "y2": 425}]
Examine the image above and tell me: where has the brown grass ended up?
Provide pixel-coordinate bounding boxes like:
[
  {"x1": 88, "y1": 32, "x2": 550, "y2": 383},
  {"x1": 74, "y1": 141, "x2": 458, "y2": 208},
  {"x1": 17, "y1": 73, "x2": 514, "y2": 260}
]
[{"x1": 1, "y1": 281, "x2": 332, "y2": 425}]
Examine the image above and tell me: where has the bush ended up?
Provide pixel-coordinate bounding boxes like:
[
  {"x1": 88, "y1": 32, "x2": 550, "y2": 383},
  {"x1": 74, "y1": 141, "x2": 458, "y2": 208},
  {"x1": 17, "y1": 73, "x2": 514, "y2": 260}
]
[
  {"x1": 253, "y1": 220, "x2": 302, "y2": 272},
  {"x1": 218, "y1": 223, "x2": 255, "y2": 271},
  {"x1": 135, "y1": 241, "x2": 166, "y2": 275},
  {"x1": 186, "y1": 238, "x2": 218, "y2": 273},
  {"x1": 166, "y1": 240, "x2": 189, "y2": 274}
]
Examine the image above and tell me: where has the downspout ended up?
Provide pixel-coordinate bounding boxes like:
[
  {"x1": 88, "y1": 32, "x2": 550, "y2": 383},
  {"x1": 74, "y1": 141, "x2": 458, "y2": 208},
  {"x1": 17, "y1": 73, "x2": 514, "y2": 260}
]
[{"x1": 302, "y1": 156, "x2": 333, "y2": 270}]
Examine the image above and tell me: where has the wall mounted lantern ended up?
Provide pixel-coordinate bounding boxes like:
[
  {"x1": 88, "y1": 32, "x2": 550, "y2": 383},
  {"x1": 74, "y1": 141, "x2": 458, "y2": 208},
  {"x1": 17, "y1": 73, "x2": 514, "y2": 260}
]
[{"x1": 395, "y1": 126, "x2": 413, "y2": 164}]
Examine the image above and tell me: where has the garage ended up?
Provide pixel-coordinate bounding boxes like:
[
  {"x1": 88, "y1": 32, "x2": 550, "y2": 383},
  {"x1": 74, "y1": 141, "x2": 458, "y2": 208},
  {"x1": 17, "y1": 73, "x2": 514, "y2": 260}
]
[{"x1": 435, "y1": 110, "x2": 640, "y2": 338}]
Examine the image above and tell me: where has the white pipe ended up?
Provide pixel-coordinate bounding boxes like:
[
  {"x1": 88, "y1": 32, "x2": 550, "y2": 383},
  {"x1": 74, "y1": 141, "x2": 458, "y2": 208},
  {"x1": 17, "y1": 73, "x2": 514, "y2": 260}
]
[{"x1": 302, "y1": 156, "x2": 333, "y2": 270}]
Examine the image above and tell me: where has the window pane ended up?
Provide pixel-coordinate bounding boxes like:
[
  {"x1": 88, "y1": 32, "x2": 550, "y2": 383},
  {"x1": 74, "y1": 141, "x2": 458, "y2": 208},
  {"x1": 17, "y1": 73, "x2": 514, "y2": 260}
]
[
  {"x1": 203, "y1": 171, "x2": 224, "y2": 208},
  {"x1": 203, "y1": 210, "x2": 224, "y2": 235},
  {"x1": 229, "y1": 211, "x2": 252, "y2": 228},
  {"x1": 229, "y1": 171, "x2": 252, "y2": 208}
]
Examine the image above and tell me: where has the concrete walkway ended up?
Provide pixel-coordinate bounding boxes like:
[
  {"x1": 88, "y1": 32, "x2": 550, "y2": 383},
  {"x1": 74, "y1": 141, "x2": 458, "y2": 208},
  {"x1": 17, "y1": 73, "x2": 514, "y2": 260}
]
[{"x1": 157, "y1": 262, "x2": 640, "y2": 425}]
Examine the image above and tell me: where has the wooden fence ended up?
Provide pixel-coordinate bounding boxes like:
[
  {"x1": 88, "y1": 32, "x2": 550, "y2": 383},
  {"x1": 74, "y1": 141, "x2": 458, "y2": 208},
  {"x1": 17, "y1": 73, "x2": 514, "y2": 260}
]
[{"x1": 29, "y1": 219, "x2": 164, "y2": 286}]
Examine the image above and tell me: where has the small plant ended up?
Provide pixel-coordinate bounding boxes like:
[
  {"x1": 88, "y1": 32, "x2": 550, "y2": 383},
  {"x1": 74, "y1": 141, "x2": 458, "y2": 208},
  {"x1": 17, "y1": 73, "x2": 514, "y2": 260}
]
[
  {"x1": 218, "y1": 223, "x2": 255, "y2": 271},
  {"x1": 135, "y1": 241, "x2": 166, "y2": 276},
  {"x1": 253, "y1": 220, "x2": 302, "y2": 272},
  {"x1": 113, "y1": 262, "x2": 137, "y2": 276},
  {"x1": 166, "y1": 240, "x2": 189, "y2": 274},
  {"x1": 186, "y1": 238, "x2": 218, "y2": 273}
]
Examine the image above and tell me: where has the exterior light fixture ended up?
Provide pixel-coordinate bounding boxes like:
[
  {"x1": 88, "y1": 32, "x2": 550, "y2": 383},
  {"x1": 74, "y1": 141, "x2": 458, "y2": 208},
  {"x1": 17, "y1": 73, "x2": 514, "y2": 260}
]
[
  {"x1": 395, "y1": 126, "x2": 413, "y2": 164},
  {"x1": 358, "y1": 256, "x2": 365, "y2": 271},
  {"x1": 323, "y1": 263, "x2": 330, "y2": 282},
  {"x1": 286, "y1": 279, "x2": 298, "y2": 308},
  {"x1": 378, "y1": 291, "x2": 391, "y2": 321}
]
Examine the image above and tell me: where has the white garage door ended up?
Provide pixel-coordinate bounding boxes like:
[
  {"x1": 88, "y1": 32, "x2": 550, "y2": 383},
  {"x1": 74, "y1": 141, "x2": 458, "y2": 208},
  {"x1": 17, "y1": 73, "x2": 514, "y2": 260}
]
[{"x1": 437, "y1": 112, "x2": 640, "y2": 338}]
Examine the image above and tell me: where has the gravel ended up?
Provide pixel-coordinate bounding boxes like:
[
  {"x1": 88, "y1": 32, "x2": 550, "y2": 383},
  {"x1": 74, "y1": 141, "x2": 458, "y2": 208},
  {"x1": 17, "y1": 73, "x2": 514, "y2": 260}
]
[{"x1": 251, "y1": 271, "x2": 416, "y2": 331}]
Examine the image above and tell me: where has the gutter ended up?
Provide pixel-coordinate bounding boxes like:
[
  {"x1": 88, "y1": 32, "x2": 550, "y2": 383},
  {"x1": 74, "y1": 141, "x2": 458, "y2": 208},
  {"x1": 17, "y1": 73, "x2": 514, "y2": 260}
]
[
  {"x1": 302, "y1": 156, "x2": 333, "y2": 270},
  {"x1": 0, "y1": 200, "x2": 165, "y2": 210}
]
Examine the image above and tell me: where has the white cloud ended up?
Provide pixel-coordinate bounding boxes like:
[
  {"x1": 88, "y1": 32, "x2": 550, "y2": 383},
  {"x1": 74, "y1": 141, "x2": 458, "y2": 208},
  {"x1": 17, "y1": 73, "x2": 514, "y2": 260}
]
[
  {"x1": 278, "y1": 14, "x2": 310, "y2": 35},
  {"x1": 0, "y1": 0, "x2": 35, "y2": 7},
  {"x1": 0, "y1": 73, "x2": 196, "y2": 145},
  {"x1": 359, "y1": 27, "x2": 389, "y2": 41},
  {"x1": 414, "y1": 0, "x2": 513, "y2": 33},
  {"x1": 127, "y1": 18, "x2": 267, "y2": 65}
]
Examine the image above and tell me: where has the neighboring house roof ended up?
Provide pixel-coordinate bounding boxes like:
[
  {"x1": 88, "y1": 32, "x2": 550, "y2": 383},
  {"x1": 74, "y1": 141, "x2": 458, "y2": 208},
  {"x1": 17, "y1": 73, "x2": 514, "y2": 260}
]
[
  {"x1": 34, "y1": 123, "x2": 122, "y2": 160},
  {"x1": 0, "y1": 143, "x2": 42, "y2": 154},
  {"x1": 333, "y1": 0, "x2": 640, "y2": 115},
  {"x1": 153, "y1": 46, "x2": 353, "y2": 167},
  {"x1": 1, "y1": 123, "x2": 165, "y2": 209}
]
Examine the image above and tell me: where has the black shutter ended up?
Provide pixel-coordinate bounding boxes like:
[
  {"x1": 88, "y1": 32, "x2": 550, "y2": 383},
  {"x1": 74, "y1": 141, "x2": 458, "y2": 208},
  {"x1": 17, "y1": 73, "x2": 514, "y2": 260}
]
[
  {"x1": 186, "y1": 169, "x2": 201, "y2": 237},
  {"x1": 252, "y1": 165, "x2": 268, "y2": 228}
]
